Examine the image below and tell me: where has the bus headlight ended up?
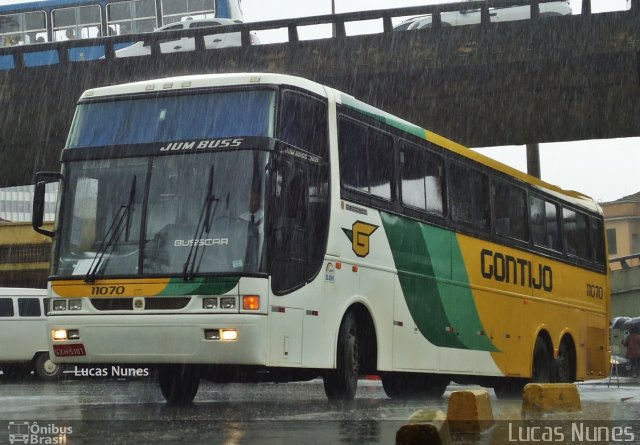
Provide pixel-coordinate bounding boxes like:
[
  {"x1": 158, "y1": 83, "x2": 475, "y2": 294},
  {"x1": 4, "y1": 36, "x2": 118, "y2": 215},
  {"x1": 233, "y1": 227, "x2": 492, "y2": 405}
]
[
  {"x1": 203, "y1": 298, "x2": 218, "y2": 309},
  {"x1": 68, "y1": 300, "x2": 82, "y2": 311},
  {"x1": 204, "y1": 328, "x2": 238, "y2": 341},
  {"x1": 53, "y1": 300, "x2": 67, "y2": 311},
  {"x1": 220, "y1": 298, "x2": 236, "y2": 309}
]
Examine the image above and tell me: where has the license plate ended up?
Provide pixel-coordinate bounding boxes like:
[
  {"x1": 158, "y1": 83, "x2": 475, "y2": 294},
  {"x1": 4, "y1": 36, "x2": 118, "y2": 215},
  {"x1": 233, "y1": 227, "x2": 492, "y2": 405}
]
[{"x1": 53, "y1": 344, "x2": 86, "y2": 357}]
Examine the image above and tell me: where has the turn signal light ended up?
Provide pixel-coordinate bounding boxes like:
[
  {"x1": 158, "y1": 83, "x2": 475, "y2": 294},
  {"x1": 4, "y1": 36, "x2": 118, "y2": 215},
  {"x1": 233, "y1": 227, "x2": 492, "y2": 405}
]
[{"x1": 242, "y1": 295, "x2": 260, "y2": 311}]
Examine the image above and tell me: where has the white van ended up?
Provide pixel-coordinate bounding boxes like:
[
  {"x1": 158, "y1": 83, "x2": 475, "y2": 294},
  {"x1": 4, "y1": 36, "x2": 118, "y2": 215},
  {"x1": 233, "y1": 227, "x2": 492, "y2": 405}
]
[
  {"x1": 0, "y1": 288, "x2": 62, "y2": 381},
  {"x1": 395, "y1": 1, "x2": 571, "y2": 29}
]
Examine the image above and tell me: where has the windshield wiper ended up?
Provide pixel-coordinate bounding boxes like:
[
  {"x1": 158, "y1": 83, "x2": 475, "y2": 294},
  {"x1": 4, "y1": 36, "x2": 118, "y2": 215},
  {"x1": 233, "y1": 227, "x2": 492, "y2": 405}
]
[
  {"x1": 183, "y1": 166, "x2": 218, "y2": 281},
  {"x1": 84, "y1": 175, "x2": 137, "y2": 283}
]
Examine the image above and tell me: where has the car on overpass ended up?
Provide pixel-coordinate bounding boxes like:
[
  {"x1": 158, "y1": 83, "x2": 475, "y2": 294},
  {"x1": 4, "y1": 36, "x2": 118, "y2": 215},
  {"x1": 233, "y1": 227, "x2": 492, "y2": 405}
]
[
  {"x1": 394, "y1": 1, "x2": 571, "y2": 30},
  {"x1": 114, "y1": 18, "x2": 257, "y2": 58}
]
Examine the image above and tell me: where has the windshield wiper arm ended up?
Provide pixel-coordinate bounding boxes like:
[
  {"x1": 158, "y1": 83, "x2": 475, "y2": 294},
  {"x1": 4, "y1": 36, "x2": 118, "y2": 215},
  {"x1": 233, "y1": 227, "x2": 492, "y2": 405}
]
[
  {"x1": 84, "y1": 175, "x2": 137, "y2": 283},
  {"x1": 183, "y1": 166, "x2": 218, "y2": 281}
]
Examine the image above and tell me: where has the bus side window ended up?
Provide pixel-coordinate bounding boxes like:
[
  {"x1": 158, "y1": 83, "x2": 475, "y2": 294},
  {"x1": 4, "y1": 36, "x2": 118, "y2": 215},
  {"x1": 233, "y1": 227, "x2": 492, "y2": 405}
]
[
  {"x1": 493, "y1": 180, "x2": 528, "y2": 242},
  {"x1": 18, "y1": 298, "x2": 41, "y2": 317},
  {"x1": 338, "y1": 117, "x2": 394, "y2": 201},
  {"x1": 0, "y1": 298, "x2": 14, "y2": 317},
  {"x1": 530, "y1": 195, "x2": 561, "y2": 251},
  {"x1": 400, "y1": 142, "x2": 446, "y2": 216},
  {"x1": 591, "y1": 217, "x2": 606, "y2": 265},
  {"x1": 52, "y1": 5, "x2": 102, "y2": 41},
  {"x1": 107, "y1": 0, "x2": 157, "y2": 35},
  {"x1": 279, "y1": 91, "x2": 328, "y2": 158},
  {"x1": 449, "y1": 162, "x2": 490, "y2": 232},
  {"x1": 563, "y1": 208, "x2": 591, "y2": 259}
]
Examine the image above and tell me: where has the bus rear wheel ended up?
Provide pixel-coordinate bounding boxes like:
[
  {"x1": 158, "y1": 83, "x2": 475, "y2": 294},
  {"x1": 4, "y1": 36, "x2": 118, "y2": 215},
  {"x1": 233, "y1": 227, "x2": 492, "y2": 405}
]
[
  {"x1": 34, "y1": 353, "x2": 62, "y2": 381},
  {"x1": 531, "y1": 337, "x2": 552, "y2": 383},
  {"x1": 324, "y1": 313, "x2": 359, "y2": 400},
  {"x1": 159, "y1": 365, "x2": 200, "y2": 405},
  {"x1": 553, "y1": 340, "x2": 575, "y2": 383},
  {"x1": 382, "y1": 373, "x2": 449, "y2": 399}
]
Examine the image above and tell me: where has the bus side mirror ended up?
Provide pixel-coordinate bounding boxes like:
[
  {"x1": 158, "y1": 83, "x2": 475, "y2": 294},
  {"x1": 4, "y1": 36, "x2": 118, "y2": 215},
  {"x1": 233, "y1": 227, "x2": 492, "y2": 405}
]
[{"x1": 32, "y1": 172, "x2": 62, "y2": 238}]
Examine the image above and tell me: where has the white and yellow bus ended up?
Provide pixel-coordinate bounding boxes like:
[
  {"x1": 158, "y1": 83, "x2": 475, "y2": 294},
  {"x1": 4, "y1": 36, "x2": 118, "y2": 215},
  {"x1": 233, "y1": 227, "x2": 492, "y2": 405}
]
[{"x1": 32, "y1": 73, "x2": 610, "y2": 403}]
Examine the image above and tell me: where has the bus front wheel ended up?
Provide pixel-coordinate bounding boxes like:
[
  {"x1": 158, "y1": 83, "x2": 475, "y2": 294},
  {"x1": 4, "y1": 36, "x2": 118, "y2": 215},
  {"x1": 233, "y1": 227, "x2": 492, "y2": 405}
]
[
  {"x1": 382, "y1": 372, "x2": 449, "y2": 399},
  {"x1": 34, "y1": 353, "x2": 62, "y2": 381},
  {"x1": 159, "y1": 365, "x2": 200, "y2": 405},
  {"x1": 323, "y1": 312, "x2": 359, "y2": 400}
]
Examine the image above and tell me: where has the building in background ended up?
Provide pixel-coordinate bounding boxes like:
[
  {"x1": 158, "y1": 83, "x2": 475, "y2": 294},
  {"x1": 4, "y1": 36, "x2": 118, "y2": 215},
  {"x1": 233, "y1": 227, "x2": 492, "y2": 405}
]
[
  {"x1": 602, "y1": 191, "x2": 640, "y2": 318},
  {"x1": 602, "y1": 191, "x2": 640, "y2": 268},
  {"x1": 0, "y1": 183, "x2": 58, "y2": 222},
  {"x1": 0, "y1": 184, "x2": 57, "y2": 288},
  {"x1": 0, "y1": 184, "x2": 57, "y2": 223}
]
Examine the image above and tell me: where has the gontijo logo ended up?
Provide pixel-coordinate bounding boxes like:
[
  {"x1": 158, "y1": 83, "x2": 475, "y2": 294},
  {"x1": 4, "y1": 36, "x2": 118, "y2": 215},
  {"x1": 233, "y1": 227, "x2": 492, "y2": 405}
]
[{"x1": 343, "y1": 221, "x2": 379, "y2": 258}]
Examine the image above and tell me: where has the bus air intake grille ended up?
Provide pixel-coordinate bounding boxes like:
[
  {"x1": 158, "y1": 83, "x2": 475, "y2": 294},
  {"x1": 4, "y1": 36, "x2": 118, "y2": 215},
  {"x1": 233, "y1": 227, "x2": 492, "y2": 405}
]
[
  {"x1": 144, "y1": 297, "x2": 190, "y2": 310},
  {"x1": 90, "y1": 298, "x2": 190, "y2": 311}
]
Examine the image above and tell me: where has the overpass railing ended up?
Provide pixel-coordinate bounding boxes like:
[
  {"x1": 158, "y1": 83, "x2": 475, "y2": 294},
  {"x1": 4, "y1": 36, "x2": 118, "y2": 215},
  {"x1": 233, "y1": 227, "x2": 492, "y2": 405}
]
[
  {"x1": 610, "y1": 253, "x2": 640, "y2": 270},
  {"x1": 0, "y1": 0, "x2": 636, "y2": 71}
]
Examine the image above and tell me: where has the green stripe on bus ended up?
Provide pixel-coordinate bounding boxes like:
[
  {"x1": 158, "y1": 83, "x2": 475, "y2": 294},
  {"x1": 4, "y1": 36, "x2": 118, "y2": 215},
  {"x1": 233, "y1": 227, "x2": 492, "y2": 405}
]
[
  {"x1": 340, "y1": 96, "x2": 426, "y2": 140},
  {"x1": 381, "y1": 213, "x2": 498, "y2": 352},
  {"x1": 160, "y1": 277, "x2": 239, "y2": 296}
]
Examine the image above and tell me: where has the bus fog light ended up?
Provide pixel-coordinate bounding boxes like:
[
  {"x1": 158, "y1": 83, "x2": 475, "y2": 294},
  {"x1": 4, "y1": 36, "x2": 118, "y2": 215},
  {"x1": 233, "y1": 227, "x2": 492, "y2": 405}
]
[
  {"x1": 242, "y1": 295, "x2": 260, "y2": 311},
  {"x1": 52, "y1": 330, "x2": 67, "y2": 341},
  {"x1": 204, "y1": 329, "x2": 220, "y2": 340},
  {"x1": 67, "y1": 330, "x2": 80, "y2": 340},
  {"x1": 220, "y1": 298, "x2": 235, "y2": 309},
  {"x1": 68, "y1": 300, "x2": 82, "y2": 311},
  {"x1": 203, "y1": 298, "x2": 218, "y2": 309},
  {"x1": 53, "y1": 300, "x2": 67, "y2": 311},
  {"x1": 220, "y1": 329, "x2": 238, "y2": 341}
]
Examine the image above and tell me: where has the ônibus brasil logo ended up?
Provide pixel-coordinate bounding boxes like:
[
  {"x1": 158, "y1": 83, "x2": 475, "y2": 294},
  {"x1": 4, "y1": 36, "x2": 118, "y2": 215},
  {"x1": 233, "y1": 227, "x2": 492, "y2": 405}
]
[{"x1": 8, "y1": 421, "x2": 72, "y2": 444}]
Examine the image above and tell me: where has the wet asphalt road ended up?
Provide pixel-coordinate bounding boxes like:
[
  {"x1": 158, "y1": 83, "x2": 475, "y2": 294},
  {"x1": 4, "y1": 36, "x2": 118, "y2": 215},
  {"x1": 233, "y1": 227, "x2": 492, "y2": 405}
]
[{"x1": 1, "y1": 376, "x2": 640, "y2": 444}]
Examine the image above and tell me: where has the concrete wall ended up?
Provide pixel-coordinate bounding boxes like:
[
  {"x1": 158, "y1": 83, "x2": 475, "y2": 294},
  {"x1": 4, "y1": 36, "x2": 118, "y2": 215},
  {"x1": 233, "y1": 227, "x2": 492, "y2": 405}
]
[{"x1": 611, "y1": 267, "x2": 640, "y2": 317}]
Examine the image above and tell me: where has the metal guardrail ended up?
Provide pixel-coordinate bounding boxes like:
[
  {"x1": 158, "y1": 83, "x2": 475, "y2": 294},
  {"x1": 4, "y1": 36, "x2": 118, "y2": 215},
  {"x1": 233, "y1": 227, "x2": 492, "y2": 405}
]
[
  {"x1": 610, "y1": 253, "x2": 640, "y2": 269},
  {"x1": 0, "y1": 0, "x2": 637, "y2": 70}
]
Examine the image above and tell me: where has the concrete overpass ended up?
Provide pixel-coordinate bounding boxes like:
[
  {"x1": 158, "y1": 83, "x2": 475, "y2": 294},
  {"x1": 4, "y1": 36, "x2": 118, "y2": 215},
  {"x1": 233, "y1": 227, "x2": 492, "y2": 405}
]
[{"x1": 0, "y1": 0, "x2": 639, "y2": 187}]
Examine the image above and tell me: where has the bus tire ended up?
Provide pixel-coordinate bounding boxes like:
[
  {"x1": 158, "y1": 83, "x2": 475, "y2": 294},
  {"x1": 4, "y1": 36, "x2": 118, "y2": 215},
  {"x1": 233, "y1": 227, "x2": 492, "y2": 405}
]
[
  {"x1": 493, "y1": 378, "x2": 527, "y2": 399},
  {"x1": 382, "y1": 373, "x2": 448, "y2": 399},
  {"x1": 532, "y1": 336, "x2": 552, "y2": 383},
  {"x1": 553, "y1": 339, "x2": 575, "y2": 383},
  {"x1": 159, "y1": 365, "x2": 200, "y2": 405},
  {"x1": 323, "y1": 312, "x2": 359, "y2": 400},
  {"x1": 34, "y1": 353, "x2": 62, "y2": 381}
]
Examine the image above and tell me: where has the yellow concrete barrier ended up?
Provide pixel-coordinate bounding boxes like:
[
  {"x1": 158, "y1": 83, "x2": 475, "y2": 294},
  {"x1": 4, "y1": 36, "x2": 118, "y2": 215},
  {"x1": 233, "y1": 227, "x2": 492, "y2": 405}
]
[
  {"x1": 446, "y1": 389, "x2": 494, "y2": 433},
  {"x1": 521, "y1": 383, "x2": 581, "y2": 417},
  {"x1": 396, "y1": 410, "x2": 451, "y2": 445}
]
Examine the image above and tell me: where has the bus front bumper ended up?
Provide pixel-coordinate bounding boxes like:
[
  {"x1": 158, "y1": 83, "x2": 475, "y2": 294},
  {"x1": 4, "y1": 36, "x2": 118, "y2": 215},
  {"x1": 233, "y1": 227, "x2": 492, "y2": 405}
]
[{"x1": 47, "y1": 313, "x2": 267, "y2": 365}]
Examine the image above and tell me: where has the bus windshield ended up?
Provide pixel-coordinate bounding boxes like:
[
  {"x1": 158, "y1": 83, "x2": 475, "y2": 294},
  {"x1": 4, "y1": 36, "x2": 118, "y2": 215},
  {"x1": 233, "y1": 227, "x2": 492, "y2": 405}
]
[
  {"x1": 54, "y1": 150, "x2": 269, "y2": 279},
  {"x1": 67, "y1": 89, "x2": 275, "y2": 148}
]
